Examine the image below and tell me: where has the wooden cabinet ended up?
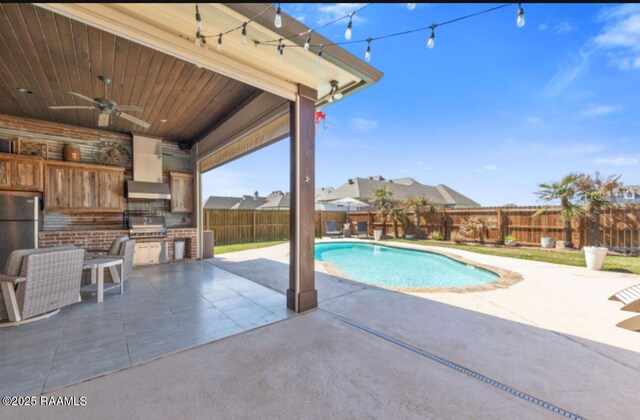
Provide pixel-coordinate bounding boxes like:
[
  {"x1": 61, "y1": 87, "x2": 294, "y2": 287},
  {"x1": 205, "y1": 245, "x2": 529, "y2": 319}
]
[
  {"x1": 98, "y1": 171, "x2": 124, "y2": 211},
  {"x1": 44, "y1": 161, "x2": 124, "y2": 212},
  {"x1": 0, "y1": 154, "x2": 43, "y2": 191},
  {"x1": 170, "y1": 172, "x2": 193, "y2": 213}
]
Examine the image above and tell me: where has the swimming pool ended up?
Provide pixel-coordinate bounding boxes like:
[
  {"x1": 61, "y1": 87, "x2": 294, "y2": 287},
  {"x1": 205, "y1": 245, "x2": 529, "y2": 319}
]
[{"x1": 315, "y1": 242, "x2": 500, "y2": 289}]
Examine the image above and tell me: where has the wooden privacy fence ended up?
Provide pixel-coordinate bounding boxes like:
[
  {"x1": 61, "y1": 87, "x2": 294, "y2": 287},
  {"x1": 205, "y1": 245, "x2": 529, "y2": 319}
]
[
  {"x1": 203, "y1": 209, "x2": 348, "y2": 245},
  {"x1": 203, "y1": 206, "x2": 640, "y2": 248},
  {"x1": 348, "y1": 205, "x2": 640, "y2": 248}
]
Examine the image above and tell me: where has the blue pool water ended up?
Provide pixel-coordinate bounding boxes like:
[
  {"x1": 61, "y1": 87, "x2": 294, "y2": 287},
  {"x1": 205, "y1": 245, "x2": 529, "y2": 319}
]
[{"x1": 315, "y1": 242, "x2": 499, "y2": 288}]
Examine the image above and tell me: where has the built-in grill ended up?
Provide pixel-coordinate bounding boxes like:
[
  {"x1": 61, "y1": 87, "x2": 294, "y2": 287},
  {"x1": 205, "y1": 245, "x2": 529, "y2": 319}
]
[{"x1": 128, "y1": 216, "x2": 167, "y2": 239}]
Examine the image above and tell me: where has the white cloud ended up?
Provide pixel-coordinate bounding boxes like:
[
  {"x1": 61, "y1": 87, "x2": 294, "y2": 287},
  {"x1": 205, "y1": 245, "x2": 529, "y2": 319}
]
[
  {"x1": 580, "y1": 104, "x2": 621, "y2": 117},
  {"x1": 484, "y1": 165, "x2": 499, "y2": 171},
  {"x1": 407, "y1": 3, "x2": 416, "y2": 11},
  {"x1": 524, "y1": 115, "x2": 543, "y2": 124},
  {"x1": 595, "y1": 156, "x2": 639, "y2": 166},
  {"x1": 538, "y1": 20, "x2": 575, "y2": 34},
  {"x1": 349, "y1": 117, "x2": 378, "y2": 132},
  {"x1": 315, "y1": 3, "x2": 368, "y2": 26},
  {"x1": 539, "y1": 49, "x2": 590, "y2": 97},
  {"x1": 538, "y1": 23, "x2": 548, "y2": 31},
  {"x1": 593, "y1": 4, "x2": 640, "y2": 70},
  {"x1": 547, "y1": 143, "x2": 605, "y2": 158}
]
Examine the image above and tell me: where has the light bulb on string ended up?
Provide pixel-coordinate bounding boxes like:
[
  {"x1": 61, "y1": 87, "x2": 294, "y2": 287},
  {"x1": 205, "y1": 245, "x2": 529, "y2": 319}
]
[
  {"x1": 365, "y1": 38, "x2": 372, "y2": 62},
  {"x1": 427, "y1": 25, "x2": 436, "y2": 49},
  {"x1": 274, "y1": 4, "x2": 282, "y2": 28},
  {"x1": 195, "y1": 4, "x2": 202, "y2": 34},
  {"x1": 317, "y1": 44, "x2": 324, "y2": 63},
  {"x1": 217, "y1": 33, "x2": 223, "y2": 52},
  {"x1": 241, "y1": 23, "x2": 247, "y2": 45},
  {"x1": 517, "y1": 3, "x2": 525, "y2": 27},
  {"x1": 195, "y1": 32, "x2": 201, "y2": 48},
  {"x1": 277, "y1": 39, "x2": 283, "y2": 60},
  {"x1": 304, "y1": 30, "x2": 312, "y2": 51},
  {"x1": 345, "y1": 13, "x2": 354, "y2": 40}
]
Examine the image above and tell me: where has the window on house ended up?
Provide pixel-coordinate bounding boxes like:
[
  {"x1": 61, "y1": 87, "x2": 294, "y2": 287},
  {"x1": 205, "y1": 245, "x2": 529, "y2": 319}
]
[{"x1": 624, "y1": 190, "x2": 635, "y2": 200}]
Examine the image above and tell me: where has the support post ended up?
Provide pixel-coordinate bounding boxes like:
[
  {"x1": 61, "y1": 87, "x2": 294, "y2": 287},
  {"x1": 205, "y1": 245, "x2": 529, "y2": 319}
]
[{"x1": 288, "y1": 85, "x2": 318, "y2": 313}]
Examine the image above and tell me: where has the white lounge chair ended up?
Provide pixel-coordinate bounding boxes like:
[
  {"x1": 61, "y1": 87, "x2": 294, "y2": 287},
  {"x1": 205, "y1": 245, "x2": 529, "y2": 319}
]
[{"x1": 609, "y1": 283, "x2": 640, "y2": 312}]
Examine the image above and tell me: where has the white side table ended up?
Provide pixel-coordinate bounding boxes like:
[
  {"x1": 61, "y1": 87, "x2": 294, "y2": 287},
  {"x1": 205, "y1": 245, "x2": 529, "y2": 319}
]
[{"x1": 81, "y1": 257, "x2": 123, "y2": 303}]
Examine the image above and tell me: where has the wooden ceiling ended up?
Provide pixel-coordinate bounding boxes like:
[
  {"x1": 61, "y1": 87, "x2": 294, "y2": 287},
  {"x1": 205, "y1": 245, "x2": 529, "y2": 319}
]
[{"x1": 0, "y1": 3, "x2": 261, "y2": 143}]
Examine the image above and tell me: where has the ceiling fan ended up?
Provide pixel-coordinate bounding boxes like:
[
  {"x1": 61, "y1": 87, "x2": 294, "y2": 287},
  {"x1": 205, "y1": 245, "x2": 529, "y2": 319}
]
[{"x1": 49, "y1": 75, "x2": 151, "y2": 129}]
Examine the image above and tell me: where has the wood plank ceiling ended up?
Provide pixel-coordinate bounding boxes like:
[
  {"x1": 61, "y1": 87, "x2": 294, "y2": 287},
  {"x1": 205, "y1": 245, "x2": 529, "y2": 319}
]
[{"x1": 0, "y1": 3, "x2": 261, "y2": 143}]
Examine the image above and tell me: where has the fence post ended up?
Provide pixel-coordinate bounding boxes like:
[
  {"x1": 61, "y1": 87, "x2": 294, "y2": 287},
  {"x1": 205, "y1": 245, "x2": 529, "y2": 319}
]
[
  {"x1": 497, "y1": 208, "x2": 504, "y2": 242},
  {"x1": 442, "y1": 209, "x2": 448, "y2": 239},
  {"x1": 252, "y1": 211, "x2": 256, "y2": 242}
]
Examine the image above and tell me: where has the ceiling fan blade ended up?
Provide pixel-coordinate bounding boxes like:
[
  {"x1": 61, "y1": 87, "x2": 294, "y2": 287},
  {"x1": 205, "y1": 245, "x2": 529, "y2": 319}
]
[
  {"x1": 67, "y1": 91, "x2": 99, "y2": 105},
  {"x1": 117, "y1": 112, "x2": 151, "y2": 129},
  {"x1": 117, "y1": 105, "x2": 143, "y2": 112},
  {"x1": 50, "y1": 106, "x2": 96, "y2": 110},
  {"x1": 98, "y1": 112, "x2": 110, "y2": 127}
]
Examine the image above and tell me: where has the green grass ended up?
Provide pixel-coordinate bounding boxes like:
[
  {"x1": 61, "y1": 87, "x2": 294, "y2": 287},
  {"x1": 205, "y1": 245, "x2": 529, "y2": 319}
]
[
  {"x1": 386, "y1": 239, "x2": 640, "y2": 275},
  {"x1": 215, "y1": 240, "x2": 288, "y2": 255}
]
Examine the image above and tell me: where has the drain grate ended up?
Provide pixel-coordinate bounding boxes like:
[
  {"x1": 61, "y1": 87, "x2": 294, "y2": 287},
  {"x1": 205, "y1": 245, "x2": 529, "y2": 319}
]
[{"x1": 321, "y1": 309, "x2": 583, "y2": 420}]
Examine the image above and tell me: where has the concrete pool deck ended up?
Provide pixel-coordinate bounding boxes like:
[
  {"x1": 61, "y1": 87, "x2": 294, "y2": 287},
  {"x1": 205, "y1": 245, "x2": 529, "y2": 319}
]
[{"x1": 5, "y1": 241, "x2": 640, "y2": 419}]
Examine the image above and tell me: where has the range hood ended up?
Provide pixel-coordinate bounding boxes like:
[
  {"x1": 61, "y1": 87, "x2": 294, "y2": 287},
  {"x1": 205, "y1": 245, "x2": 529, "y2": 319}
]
[{"x1": 127, "y1": 135, "x2": 171, "y2": 200}]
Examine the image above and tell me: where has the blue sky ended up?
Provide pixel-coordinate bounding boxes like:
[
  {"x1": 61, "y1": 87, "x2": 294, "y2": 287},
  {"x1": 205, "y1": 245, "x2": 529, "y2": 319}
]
[{"x1": 202, "y1": 3, "x2": 640, "y2": 206}]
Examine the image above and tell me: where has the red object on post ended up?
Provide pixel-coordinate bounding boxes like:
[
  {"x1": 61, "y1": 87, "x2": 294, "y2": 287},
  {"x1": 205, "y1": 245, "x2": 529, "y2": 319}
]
[{"x1": 315, "y1": 111, "x2": 326, "y2": 131}]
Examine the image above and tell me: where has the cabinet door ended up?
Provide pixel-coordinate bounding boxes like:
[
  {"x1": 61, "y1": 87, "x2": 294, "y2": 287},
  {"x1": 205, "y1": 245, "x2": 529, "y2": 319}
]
[
  {"x1": 0, "y1": 159, "x2": 10, "y2": 188},
  {"x1": 134, "y1": 243, "x2": 149, "y2": 266},
  {"x1": 148, "y1": 243, "x2": 162, "y2": 263},
  {"x1": 99, "y1": 171, "x2": 124, "y2": 210},
  {"x1": 10, "y1": 159, "x2": 42, "y2": 191},
  {"x1": 45, "y1": 166, "x2": 73, "y2": 209},
  {"x1": 72, "y1": 169, "x2": 99, "y2": 209},
  {"x1": 171, "y1": 175, "x2": 193, "y2": 212}
]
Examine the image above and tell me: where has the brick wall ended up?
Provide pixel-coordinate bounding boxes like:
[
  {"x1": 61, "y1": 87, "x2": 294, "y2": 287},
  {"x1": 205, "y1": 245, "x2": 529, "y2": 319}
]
[{"x1": 38, "y1": 228, "x2": 198, "y2": 261}]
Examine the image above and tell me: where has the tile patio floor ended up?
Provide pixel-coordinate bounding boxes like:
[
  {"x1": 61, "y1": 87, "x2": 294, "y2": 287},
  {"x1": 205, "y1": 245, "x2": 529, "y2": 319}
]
[{"x1": 0, "y1": 261, "x2": 295, "y2": 396}]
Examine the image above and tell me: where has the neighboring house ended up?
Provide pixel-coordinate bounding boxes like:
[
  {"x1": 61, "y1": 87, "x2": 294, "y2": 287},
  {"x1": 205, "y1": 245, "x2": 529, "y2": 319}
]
[
  {"x1": 204, "y1": 191, "x2": 289, "y2": 210},
  {"x1": 611, "y1": 186, "x2": 640, "y2": 204},
  {"x1": 316, "y1": 175, "x2": 480, "y2": 208}
]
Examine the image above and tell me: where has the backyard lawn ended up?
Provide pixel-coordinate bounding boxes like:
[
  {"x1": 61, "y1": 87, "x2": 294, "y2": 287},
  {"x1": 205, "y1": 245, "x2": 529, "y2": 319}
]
[
  {"x1": 215, "y1": 240, "x2": 289, "y2": 255},
  {"x1": 386, "y1": 239, "x2": 640, "y2": 275}
]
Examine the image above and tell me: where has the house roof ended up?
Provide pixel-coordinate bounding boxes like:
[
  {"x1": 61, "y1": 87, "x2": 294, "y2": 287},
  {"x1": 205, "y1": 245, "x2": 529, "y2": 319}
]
[
  {"x1": 258, "y1": 192, "x2": 290, "y2": 209},
  {"x1": 316, "y1": 176, "x2": 480, "y2": 207},
  {"x1": 204, "y1": 196, "x2": 244, "y2": 210}
]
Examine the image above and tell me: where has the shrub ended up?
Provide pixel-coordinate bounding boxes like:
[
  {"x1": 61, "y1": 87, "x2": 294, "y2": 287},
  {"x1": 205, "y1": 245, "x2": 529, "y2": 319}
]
[
  {"x1": 459, "y1": 216, "x2": 497, "y2": 244},
  {"x1": 505, "y1": 235, "x2": 516, "y2": 241},
  {"x1": 451, "y1": 230, "x2": 466, "y2": 244},
  {"x1": 431, "y1": 231, "x2": 444, "y2": 241}
]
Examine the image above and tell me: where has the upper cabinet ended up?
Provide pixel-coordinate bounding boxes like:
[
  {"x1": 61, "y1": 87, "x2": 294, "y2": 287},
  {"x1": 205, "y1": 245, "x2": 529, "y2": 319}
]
[
  {"x1": 170, "y1": 172, "x2": 194, "y2": 213},
  {"x1": 0, "y1": 154, "x2": 43, "y2": 192},
  {"x1": 44, "y1": 161, "x2": 124, "y2": 212}
]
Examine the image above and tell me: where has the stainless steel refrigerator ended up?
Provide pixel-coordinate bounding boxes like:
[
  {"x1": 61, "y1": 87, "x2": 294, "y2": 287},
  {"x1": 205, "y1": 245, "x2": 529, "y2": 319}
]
[{"x1": 0, "y1": 194, "x2": 39, "y2": 270}]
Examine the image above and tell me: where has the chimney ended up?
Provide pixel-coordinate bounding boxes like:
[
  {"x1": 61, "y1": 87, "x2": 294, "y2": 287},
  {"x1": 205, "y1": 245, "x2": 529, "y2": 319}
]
[{"x1": 254, "y1": 191, "x2": 259, "y2": 199}]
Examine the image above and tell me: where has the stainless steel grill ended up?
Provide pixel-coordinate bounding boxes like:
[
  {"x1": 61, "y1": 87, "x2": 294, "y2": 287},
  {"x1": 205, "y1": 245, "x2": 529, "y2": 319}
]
[{"x1": 128, "y1": 216, "x2": 167, "y2": 239}]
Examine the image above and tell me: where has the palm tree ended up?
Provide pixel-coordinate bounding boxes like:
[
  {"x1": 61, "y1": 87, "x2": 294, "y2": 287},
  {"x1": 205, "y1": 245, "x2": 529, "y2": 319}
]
[
  {"x1": 533, "y1": 173, "x2": 583, "y2": 249},
  {"x1": 403, "y1": 195, "x2": 434, "y2": 239},
  {"x1": 575, "y1": 172, "x2": 622, "y2": 247},
  {"x1": 460, "y1": 216, "x2": 497, "y2": 244},
  {"x1": 388, "y1": 206, "x2": 406, "y2": 239},
  {"x1": 370, "y1": 187, "x2": 394, "y2": 238}
]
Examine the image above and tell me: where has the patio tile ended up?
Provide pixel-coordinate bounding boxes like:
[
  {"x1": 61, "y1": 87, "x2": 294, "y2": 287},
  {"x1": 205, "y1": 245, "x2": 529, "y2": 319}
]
[
  {"x1": 180, "y1": 317, "x2": 244, "y2": 346},
  {"x1": 219, "y1": 304, "x2": 279, "y2": 330},
  {"x1": 125, "y1": 325, "x2": 194, "y2": 365},
  {"x1": 0, "y1": 353, "x2": 54, "y2": 396},
  {"x1": 201, "y1": 288, "x2": 241, "y2": 303},
  {"x1": 170, "y1": 306, "x2": 228, "y2": 324},
  {"x1": 211, "y1": 295, "x2": 256, "y2": 312}
]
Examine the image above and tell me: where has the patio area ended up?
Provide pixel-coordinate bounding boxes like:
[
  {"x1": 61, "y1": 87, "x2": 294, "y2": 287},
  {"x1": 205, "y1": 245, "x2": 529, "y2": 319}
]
[{"x1": 0, "y1": 261, "x2": 294, "y2": 396}]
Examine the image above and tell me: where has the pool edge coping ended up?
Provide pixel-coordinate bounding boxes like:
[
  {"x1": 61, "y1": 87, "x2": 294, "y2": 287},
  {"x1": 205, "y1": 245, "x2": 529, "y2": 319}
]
[{"x1": 315, "y1": 239, "x2": 524, "y2": 293}]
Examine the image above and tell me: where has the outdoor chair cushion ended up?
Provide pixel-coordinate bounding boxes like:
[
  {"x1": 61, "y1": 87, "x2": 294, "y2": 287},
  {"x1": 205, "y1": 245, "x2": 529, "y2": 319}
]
[{"x1": 3, "y1": 246, "x2": 76, "y2": 276}]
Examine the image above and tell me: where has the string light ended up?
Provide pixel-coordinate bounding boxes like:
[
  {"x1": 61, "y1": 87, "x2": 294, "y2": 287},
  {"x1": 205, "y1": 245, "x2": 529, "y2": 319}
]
[
  {"x1": 345, "y1": 12, "x2": 354, "y2": 40},
  {"x1": 195, "y1": 4, "x2": 203, "y2": 47},
  {"x1": 304, "y1": 30, "x2": 312, "y2": 51},
  {"x1": 427, "y1": 25, "x2": 436, "y2": 49},
  {"x1": 517, "y1": 3, "x2": 525, "y2": 27},
  {"x1": 241, "y1": 22, "x2": 247, "y2": 44},
  {"x1": 217, "y1": 33, "x2": 223, "y2": 52},
  {"x1": 277, "y1": 38, "x2": 284, "y2": 60},
  {"x1": 317, "y1": 44, "x2": 324, "y2": 63},
  {"x1": 365, "y1": 38, "x2": 372, "y2": 62},
  {"x1": 274, "y1": 3, "x2": 282, "y2": 28}
]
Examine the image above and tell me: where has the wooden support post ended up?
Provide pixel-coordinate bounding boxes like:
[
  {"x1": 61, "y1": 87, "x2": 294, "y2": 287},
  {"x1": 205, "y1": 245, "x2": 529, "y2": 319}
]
[{"x1": 288, "y1": 85, "x2": 317, "y2": 313}]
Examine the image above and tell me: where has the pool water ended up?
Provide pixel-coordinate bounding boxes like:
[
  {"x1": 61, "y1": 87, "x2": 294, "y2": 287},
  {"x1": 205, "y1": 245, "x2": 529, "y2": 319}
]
[{"x1": 315, "y1": 242, "x2": 499, "y2": 288}]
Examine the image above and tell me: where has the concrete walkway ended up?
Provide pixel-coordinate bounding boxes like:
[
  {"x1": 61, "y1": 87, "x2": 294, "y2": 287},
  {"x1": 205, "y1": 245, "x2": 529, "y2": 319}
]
[{"x1": 3, "y1": 242, "x2": 640, "y2": 419}]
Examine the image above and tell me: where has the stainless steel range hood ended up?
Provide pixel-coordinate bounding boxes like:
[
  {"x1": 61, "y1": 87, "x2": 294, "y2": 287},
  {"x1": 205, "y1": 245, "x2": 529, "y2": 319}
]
[
  {"x1": 127, "y1": 134, "x2": 171, "y2": 200},
  {"x1": 127, "y1": 181, "x2": 171, "y2": 200}
]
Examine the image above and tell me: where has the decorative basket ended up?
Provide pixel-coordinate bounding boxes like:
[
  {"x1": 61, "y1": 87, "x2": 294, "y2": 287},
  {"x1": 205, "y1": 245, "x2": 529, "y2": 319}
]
[{"x1": 63, "y1": 144, "x2": 81, "y2": 162}]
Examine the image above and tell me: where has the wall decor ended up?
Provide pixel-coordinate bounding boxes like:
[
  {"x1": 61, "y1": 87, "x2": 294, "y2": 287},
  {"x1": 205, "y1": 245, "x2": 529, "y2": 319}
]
[
  {"x1": 12, "y1": 137, "x2": 48, "y2": 158},
  {"x1": 92, "y1": 141, "x2": 131, "y2": 166}
]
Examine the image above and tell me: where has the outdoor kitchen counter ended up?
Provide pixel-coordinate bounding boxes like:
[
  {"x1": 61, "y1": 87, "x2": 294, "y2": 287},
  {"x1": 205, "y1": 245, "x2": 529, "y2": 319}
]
[{"x1": 39, "y1": 228, "x2": 198, "y2": 261}]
